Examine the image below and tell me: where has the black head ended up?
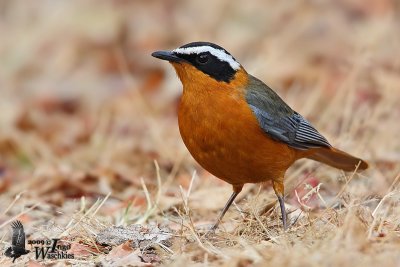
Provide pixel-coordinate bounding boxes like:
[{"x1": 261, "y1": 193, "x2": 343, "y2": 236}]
[{"x1": 152, "y1": 42, "x2": 241, "y2": 83}]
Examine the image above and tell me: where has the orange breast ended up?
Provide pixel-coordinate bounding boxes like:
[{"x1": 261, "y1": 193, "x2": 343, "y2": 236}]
[{"x1": 177, "y1": 70, "x2": 298, "y2": 186}]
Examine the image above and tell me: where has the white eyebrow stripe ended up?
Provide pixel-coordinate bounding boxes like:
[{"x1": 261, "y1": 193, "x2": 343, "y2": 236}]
[{"x1": 172, "y1": 46, "x2": 241, "y2": 70}]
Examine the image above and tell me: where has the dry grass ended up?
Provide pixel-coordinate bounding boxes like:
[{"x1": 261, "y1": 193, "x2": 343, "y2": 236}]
[{"x1": 0, "y1": 0, "x2": 399, "y2": 266}]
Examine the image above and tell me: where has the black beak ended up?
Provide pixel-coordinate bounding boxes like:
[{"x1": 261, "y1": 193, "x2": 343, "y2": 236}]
[{"x1": 151, "y1": 50, "x2": 183, "y2": 63}]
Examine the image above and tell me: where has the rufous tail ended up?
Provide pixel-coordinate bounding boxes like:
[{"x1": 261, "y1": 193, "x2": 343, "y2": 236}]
[{"x1": 306, "y1": 147, "x2": 368, "y2": 172}]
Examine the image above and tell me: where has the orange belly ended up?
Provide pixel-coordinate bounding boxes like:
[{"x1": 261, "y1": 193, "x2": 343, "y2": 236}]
[{"x1": 178, "y1": 86, "x2": 298, "y2": 186}]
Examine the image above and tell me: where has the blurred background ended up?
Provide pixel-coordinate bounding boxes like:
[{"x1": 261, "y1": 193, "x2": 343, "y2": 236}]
[{"x1": 0, "y1": 0, "x2": 399, "y2": 264}]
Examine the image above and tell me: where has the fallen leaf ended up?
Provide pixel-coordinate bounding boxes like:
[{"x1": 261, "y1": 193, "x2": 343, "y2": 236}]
[
  {"x1": 96, "y1": 223, "x2": 172, "y2": 251},
  {"x1": 68, "y1": 242, "x2": 98, "y2": 258},
  {"x1": 108, "y1": 249, "x2": 151, "y2": 267},
  {"x1": 107, "y1": 241, "x2": 134, "y2": 259}
]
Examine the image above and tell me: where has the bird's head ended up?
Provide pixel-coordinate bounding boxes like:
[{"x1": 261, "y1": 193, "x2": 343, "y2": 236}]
[{"x1": 152, "y1": 42, "x2": 248, "y2": 91}]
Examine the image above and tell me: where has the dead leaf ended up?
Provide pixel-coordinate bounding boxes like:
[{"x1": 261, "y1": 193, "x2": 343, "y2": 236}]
[
  {"x1": 107, "y1": 249, "x2": 151, "y2": 267},
  {"x1": 68, "y1": 242, "x2": 98, "y2": 258},
  {"x1": 107, "y1": 241, "x2": 134, "y2": 259},
  {"x1": 96, "y1": 223, "x2": 172, "y2": 251}
]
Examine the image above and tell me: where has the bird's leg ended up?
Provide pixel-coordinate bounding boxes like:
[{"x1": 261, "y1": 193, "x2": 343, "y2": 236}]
[
  {"x1": 209, "y1": 185, "x2": 243, "y2": 232},
  {"x1": 210, "y1": 191, "x2": 238, "y2": 232},
  {"x1": 272, "y1": 180, "x2": 287, "y2": 230}
]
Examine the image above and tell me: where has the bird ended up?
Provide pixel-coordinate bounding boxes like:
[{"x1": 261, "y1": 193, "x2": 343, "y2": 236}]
[
  {"x1": 152, "y1": 41, "x2": 368, "y2": 231},
  {"x1": 5, "y1": 220, "x2": 30, "y2": 262}
]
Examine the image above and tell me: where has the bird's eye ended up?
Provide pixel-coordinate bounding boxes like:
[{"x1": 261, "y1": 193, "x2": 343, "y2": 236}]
[{"x1": 197, "y1": 54, "x2": 209, "y2": 64}]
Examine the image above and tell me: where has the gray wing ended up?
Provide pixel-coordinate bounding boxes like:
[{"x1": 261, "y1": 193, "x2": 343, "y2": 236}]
[
  {"x1": 11, "y1": 220, "x2": 26, "y2": 249},
  {"x1": 245, "y1": 75, "x2": 331, "y2": 150}
]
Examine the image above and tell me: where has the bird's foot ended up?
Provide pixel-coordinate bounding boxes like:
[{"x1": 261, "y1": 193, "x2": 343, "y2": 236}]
[
  {"x1": 194, "y1": 223, "x2": 218, "y2": 238},
  {"x1": 204, "y1": 223, "x2": 218, "y2": 237}
]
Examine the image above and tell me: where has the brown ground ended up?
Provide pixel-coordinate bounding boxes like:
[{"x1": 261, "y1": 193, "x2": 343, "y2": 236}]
[{"x1": 0, "y1": 1, "x2": 399, "y2": 266}]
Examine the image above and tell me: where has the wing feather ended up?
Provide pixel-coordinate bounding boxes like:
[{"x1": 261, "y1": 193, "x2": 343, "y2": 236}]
[
  {"x1": 11, "y1": 220, "x2": 26, "y2": 249},
  {"x1": 246, "y1": 75, "x2": 331, "y2": 150}
]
